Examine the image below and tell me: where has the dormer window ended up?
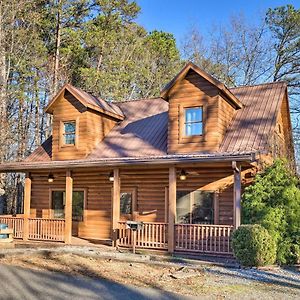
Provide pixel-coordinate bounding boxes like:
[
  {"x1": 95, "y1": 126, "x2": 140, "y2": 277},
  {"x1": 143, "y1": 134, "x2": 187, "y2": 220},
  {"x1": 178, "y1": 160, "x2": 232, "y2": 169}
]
[
  {"x1": 184, "y1": 107, "x2": 203, "y2": 136},
  {"x1": 63, "y1": 121, "x2": 76, "y2": 145}
]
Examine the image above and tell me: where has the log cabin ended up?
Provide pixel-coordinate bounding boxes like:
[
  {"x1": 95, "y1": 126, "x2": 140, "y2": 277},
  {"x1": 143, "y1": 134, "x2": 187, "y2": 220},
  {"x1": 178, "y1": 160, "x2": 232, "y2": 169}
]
[{"x1": 0, "y1": 62, "x2": 295, "y2": 256}]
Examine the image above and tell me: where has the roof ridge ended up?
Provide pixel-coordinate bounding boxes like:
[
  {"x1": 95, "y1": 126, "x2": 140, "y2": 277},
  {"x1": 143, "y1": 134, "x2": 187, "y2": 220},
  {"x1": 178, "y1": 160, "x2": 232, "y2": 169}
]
[
  {"x1": 230, "y1": 81, "x2": 287, "y2": 90},
  {"x1": 111, "y1": 97, "x2": 162, "y2": 104}
]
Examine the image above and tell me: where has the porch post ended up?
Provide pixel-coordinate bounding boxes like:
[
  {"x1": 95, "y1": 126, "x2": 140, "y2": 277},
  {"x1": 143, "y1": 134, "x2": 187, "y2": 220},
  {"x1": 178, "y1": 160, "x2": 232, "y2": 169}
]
[
  {"x1": 23, "y1": 172, "x2": 31, "y2": 241},
  {"x1": 112, "y1": 168, "x2": 120, "y2": 247},
  {"x1": 232, "y1": 161, "x2": 241, "y2": 229},
  {"x1": 168, "y1": 166, "x2": 176, "y2": 253},
  {"x1": 64, "y1": 170, "x2": 73, "y2": 244}
]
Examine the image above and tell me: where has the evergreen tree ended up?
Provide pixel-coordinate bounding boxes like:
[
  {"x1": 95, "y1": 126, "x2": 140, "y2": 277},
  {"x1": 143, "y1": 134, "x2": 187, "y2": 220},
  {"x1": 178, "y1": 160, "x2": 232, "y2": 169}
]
[{"x1": 242, "y1": 160, "x2": 300, "y2": 264}]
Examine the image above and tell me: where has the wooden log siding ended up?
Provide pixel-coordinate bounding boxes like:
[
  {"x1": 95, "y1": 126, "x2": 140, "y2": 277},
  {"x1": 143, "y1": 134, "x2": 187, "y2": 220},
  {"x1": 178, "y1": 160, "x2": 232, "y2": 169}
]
[
  {"x1": 175, "y1": 224, "x2": 234, "y2": 254},
  {"x1": 118, "y1": 221, "x2": 168, "y2": 249},
  {"x1": 167, "y1": 69, "x2": 236, "y2": 154},
  {"x1": 30, "y1": 171, "x2": 113, "y2": 240},
  {"x1": 28, "y1": 218, "x2": 65, "y2": 242},
  {"x1": 0, "y1": 216, "x2": 24, "y2": 239},
  {"x1": 51, "y1": 92, "x2": 117, "y2": 161}
]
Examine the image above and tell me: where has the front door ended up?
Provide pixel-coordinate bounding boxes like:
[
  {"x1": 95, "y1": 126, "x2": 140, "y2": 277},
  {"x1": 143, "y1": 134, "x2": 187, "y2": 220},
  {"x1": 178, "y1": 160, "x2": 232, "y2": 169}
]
[{"x1": 51, "y1": 190, "x2": 84, "y2": 236}]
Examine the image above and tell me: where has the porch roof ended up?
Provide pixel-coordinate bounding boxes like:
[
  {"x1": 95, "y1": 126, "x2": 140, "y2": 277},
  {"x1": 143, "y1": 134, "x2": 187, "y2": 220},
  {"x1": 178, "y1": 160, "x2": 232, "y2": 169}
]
[{"x1": 0, "y1": 151, "x2": 257, "y2": 172}]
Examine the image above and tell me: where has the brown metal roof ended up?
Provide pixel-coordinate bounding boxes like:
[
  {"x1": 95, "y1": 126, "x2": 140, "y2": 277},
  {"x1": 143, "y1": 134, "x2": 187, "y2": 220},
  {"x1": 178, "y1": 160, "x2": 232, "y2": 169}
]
[
  {"x1": 66, "y1": 85, "x2": 124, "y2": 118},
  {"x1": 45, "y1": 84, "x2": 124, "y2": 120},
  {"x1": 25, "y1": 136, "x2": 52, "y2": 162},
  {"x1": 25, "y1": 81, "x2": 286, "y2": 163},
  {"x1": 220, "y1": 81, "x2": 286, "y2": 152},
  {"x1": 88, "y1": 98, "x2": 169, "y2": 159}
]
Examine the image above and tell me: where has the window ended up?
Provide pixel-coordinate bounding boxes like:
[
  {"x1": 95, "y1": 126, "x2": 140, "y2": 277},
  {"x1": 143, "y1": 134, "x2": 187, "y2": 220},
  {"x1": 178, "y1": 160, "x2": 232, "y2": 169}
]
[
  {"x1": 184, "y1": 107, "x2": 203, "y2": 136},
  {"x1": 120, "y1": 192, "x2": 132, "y2": 215},
  {"x1": 51, "y1": 190, "x2": 84, "y2": 221},
  {"x1": 176, "y1": 190, "x2": 214, "y2": 224},
  {"x1": 52, "y1": 191, "x2": 65, "y2": 219},
  {"x1": 63, "y1": 121, "x2": 76, "y2": 145},
  {"x1": 72, "y1": 191, "x2": 84, "y2": 221}
]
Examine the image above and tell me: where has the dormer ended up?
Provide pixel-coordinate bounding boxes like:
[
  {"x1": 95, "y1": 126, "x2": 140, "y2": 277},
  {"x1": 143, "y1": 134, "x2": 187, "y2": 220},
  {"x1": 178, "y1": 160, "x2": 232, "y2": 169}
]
[
  {"x1": 45, "y1": 84, "x2": 124, "y2": 160},
  {"x1": 161, "y1": 62, "x2": 243, "y2": 154}
]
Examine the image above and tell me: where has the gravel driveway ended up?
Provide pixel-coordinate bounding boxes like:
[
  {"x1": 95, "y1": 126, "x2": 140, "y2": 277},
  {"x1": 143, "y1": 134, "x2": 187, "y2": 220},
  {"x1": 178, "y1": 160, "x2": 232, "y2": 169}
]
[{"x1": 203, "y1": 265, "x2": 300, "y2": 299}]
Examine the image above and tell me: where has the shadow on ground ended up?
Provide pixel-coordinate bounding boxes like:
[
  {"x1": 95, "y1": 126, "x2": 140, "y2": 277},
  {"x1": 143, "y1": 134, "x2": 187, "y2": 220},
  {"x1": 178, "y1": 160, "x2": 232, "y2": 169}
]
[{"x1": 0, "y1": 263, "x2": 193, "y2": 300}]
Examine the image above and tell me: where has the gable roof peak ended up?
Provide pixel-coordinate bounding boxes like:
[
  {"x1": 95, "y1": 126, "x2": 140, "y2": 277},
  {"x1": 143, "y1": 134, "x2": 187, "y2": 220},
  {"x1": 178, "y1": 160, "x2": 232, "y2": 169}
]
[
  {"x1": 160, "y1": 61, "x2": 243, "y2": 109},
  {"x1": 45, "y1": 83, "x2": 124, "y2": 120}
]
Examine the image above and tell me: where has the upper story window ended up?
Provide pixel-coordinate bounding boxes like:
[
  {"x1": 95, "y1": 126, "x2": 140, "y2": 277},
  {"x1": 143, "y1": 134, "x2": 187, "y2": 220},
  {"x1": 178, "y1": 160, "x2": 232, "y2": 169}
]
[
  {"x1": 63, "y1": 121, "x2": 76, "y2": 145},
  {"x1": 184, "y1": 107, "x2": 203, "y2": 136}
]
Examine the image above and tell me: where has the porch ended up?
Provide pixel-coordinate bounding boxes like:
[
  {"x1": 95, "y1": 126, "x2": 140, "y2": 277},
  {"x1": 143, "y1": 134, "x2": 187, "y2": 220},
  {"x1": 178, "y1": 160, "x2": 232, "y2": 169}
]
[
  {"x1": 0, "y1": 217, "x2": 234, "y2": 255},
  {"x1": 0, "y1": 160, "x2": 247, "y2": 256}
]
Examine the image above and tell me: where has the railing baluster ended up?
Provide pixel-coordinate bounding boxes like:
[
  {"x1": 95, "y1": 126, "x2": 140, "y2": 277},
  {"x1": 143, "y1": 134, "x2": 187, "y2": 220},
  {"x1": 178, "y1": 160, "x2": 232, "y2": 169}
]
[{"x1": 173, "y1": 224, "x2": 234, "y2": 255}]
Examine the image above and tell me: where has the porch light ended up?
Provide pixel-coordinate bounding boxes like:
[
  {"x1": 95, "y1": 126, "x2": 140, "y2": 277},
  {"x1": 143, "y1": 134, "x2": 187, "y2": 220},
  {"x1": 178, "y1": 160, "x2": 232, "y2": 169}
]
[
  {"x1": 48, "y1": 173, "x2": 54, "y2": 183},
  {"x1": 109, "y1": 172, "x2": 114, "y2": 182},
  {"x1": 179, "y1": 170, "x2": 187, "y2": 181}
]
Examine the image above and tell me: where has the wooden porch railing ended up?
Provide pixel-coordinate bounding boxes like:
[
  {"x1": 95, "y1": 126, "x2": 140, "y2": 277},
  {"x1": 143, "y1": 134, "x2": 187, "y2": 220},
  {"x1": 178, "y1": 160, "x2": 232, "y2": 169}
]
[
  {"x1": 28, "y1": 218, "x2": 65, "y2": 242},
  {"x1": 0, "y1": 216, "x2": 24, "y2": 239},
  {"x1": 175, "y1": 224, "x2": 234, "y2": 255},
  {"x1": 118, "y1": 221, "x2": 168, "y2": 249}
]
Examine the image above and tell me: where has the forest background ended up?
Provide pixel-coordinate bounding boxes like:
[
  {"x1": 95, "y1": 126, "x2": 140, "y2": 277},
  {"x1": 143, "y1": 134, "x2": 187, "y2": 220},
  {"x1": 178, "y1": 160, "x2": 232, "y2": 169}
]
[{"x1": 0, "y1": 1, "x2": 299, "y2": 212}]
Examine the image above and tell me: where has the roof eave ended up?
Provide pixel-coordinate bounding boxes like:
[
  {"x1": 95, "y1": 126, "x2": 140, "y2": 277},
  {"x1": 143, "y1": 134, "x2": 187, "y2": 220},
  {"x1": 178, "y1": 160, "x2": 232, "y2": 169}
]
[
  {"x1": 44, "y1": 84, "x2": 69, "y2": 114},
  {"x1": 0, "y1": 152, "x2": 258, "y2": 172},
  {"x1": 220, "y1": 89, "x2": 243, "y2": 109},
  {"x1": 45, "y1": 84, "x2": 125, "y2": 121}
]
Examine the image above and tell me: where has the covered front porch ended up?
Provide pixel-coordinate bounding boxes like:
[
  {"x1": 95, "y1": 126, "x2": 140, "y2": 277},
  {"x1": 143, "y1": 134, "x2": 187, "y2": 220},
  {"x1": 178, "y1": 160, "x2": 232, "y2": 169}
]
[{"x1": 0, "y1": 156, "x2": 255, "y2": 256}]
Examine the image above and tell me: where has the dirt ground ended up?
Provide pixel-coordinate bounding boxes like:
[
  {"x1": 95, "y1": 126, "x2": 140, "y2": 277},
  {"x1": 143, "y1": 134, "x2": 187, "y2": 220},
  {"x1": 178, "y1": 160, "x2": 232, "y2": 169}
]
[{"x1": 0, "y1": 249, "x2": 299, "y2": 299}]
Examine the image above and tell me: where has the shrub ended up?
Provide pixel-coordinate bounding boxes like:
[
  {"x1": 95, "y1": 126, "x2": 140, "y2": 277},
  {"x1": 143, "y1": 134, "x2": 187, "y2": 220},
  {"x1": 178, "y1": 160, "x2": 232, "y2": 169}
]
[
  {"x1": 242, "y1": 159, "x2": 300, "y2": 264},
  {"x1": 232, "y1": 224, "x2": 277, "y2": 267}
]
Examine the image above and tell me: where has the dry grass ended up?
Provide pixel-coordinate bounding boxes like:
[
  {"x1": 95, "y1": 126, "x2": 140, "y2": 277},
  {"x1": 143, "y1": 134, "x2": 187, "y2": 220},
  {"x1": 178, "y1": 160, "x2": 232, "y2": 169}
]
[
  {"x1": 0, "y1": 250, "x2": 298, "y2": 299},
  {"x1": 0, "y1": 251, "x2": 247, "y2": 297}
]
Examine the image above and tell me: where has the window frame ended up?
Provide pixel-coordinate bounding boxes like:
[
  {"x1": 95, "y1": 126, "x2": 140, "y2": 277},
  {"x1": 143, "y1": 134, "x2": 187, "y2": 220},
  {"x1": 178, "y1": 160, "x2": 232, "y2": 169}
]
[
  {"x1": 183, "y1": 106, "x2": 203, "y2": 137},
  {"x1": 179, "y1": 103, "x2": 205, "y2": 143},
  {"x1": 48, "y1": 188, "x2": 87, "y2": 221},
  {"x1": 59, "y1": 118, "x2": 79, "y2": 148}
]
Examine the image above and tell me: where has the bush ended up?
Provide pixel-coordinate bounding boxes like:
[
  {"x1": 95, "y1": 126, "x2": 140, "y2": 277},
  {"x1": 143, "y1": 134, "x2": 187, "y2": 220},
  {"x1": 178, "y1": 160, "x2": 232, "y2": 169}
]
[
  {"x1": 232, "y1": 224, "x2": 277, "y2": 267},
  {"x1": 242, "y1": 159, "x2": 300, "y2": 265}
]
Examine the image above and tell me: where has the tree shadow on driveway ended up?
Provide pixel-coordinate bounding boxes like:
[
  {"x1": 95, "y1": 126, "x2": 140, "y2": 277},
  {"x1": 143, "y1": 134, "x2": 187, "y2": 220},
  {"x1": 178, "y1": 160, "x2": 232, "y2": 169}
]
[{"x1": 0, "y1": 264, "x2": 195, "y2": 300}]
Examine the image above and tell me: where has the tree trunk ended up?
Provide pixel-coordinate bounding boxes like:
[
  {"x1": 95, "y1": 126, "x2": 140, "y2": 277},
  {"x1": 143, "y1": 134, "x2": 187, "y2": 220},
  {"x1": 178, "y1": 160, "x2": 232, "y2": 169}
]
[
  {"x1": 34, "y1": 73, "x2": 40, "y2": 147},
  {"x1": 0, "y1": 3, "x2": 8, "y2": 162},
  {"x1": 47, "y1": 0, "x2": 62, "y2": 138},
  {"x1": 53, "y1": 0, "x2": 61, "y2": 96}
]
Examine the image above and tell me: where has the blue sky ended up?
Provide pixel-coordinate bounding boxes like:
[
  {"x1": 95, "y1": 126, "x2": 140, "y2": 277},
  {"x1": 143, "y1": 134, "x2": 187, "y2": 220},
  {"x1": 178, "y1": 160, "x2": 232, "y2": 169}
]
[{"x1": 136, "y1": 0, "x2": 299, "y2": 43}]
